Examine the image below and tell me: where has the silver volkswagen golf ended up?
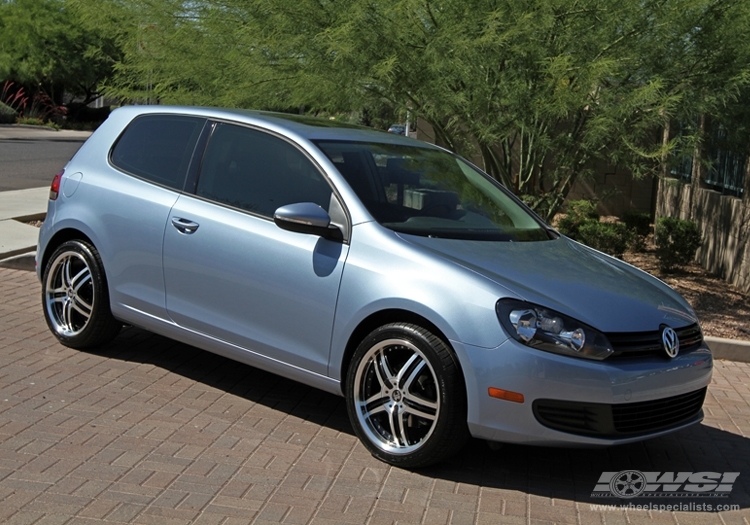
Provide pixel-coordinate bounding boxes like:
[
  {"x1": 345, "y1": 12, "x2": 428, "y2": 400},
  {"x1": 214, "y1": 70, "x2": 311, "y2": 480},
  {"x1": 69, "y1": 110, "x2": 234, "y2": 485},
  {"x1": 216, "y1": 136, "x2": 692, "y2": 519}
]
[{"x1": 37, "y1": 106, "x2": 712, "y2": 467}]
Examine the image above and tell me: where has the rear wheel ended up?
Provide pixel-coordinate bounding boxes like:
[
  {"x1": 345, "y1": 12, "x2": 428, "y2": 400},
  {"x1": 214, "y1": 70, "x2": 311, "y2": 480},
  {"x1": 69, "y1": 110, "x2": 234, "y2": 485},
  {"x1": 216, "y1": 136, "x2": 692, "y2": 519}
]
[
  {"x1": 346, "y1": 323, "x2": 468, "y2": 467},
  {"x1": 42, "y1": 240, "x2": 121, "y2": 348}
]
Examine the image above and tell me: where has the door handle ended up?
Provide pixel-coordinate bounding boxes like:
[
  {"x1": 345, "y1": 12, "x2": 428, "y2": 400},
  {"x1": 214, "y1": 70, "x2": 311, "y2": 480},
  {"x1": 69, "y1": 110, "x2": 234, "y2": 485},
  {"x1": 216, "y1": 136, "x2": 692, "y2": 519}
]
[{"x1": 171, "y1": 217, "x2": 200, "y2": 234}]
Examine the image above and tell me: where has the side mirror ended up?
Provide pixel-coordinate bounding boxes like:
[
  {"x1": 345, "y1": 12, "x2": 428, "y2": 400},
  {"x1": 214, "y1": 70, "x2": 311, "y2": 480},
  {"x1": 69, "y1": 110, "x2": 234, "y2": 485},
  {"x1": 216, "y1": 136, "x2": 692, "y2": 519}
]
[{"x1": 273, "y1": 202, "x2": 343, "y2": 241}]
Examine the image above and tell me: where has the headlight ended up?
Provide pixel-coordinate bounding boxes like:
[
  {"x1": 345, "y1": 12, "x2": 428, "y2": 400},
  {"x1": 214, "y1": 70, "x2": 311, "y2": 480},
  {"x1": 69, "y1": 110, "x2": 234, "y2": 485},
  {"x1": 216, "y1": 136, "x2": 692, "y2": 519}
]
[{"x1": 496, "y1": 299, "x2": 614, "y2": 360}]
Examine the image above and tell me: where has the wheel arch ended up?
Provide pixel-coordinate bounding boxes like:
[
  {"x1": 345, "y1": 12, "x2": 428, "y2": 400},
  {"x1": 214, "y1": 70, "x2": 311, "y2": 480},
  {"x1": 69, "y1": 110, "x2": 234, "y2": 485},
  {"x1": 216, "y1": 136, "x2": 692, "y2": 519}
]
[
  {"x1": 41, "y1": 228, "x2": 96, "y2": 279},
  {"x1": 339, "y1": 308, "x2": 465, "y2": 396}
]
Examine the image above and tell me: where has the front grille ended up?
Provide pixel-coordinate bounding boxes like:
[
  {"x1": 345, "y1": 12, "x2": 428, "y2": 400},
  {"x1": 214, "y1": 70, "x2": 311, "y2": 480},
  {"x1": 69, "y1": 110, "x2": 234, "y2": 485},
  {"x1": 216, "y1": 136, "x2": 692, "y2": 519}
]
[
  {"x1": 533, "y1": 387, "x2": 706, "y2": 438},
  {"x1": 606, "y1": 323, "x2": 703, "y2": 359}
]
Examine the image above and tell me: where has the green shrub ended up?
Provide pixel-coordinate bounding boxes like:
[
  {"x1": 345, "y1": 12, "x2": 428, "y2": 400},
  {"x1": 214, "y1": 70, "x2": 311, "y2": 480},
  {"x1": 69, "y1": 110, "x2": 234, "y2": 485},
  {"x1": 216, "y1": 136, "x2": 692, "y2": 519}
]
[
  {"x1": 577, "y1": 221, "x2": 632, "y2": 258},
  {"x1": 621, "y1": 211, "x2": 652, "y2": 237},
  {"x1": 621, "y1": 211, "x2": 651, "y2": 252},
  {"x1": 15, "y1": 116, "x2": 60, "y2": 130},
  {"x1": 0, "y1": 101, "x2": 16, "y2": 124},
  {"x1": 556, "y1": 199, "x2": 599, "y2": 238},
  {"x1": 15, "y1": 116, "x2": 45, "y2": 126},
  {"x1": 629, "y1": 233, "x2": 647, "y2": 253},
  {"x1": 654, "y1": 217, "x2": 702, "y2": 272},
  {"x1": 557, "y1": 200, "x2": 635, "y2": 258}
]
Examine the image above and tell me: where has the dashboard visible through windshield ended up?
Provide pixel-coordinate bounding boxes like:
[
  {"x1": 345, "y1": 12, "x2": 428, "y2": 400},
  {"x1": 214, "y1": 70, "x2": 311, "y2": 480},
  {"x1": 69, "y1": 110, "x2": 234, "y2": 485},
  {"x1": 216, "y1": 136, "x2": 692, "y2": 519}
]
[{"x1": 315, "y1": 141, "x2": 551, "y2": 241}]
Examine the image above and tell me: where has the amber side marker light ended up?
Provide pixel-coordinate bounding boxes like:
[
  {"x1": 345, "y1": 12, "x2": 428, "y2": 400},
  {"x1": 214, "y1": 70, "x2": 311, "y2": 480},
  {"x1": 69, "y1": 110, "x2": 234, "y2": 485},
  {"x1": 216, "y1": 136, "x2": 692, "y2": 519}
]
[{"x1": 488, "y1": 388, "x2": 525, "y2": 403}]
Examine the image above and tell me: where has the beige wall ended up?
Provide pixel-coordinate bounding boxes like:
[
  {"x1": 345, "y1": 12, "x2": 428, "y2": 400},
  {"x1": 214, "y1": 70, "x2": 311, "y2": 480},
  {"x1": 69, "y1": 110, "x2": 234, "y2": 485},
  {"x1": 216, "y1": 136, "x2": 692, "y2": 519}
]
[
  {"x1": 657, "y1": 179, "x2": 750, "y2": 294},
  {"x1": 566, "y1": 165, "x2": 655, "y2": 217}
]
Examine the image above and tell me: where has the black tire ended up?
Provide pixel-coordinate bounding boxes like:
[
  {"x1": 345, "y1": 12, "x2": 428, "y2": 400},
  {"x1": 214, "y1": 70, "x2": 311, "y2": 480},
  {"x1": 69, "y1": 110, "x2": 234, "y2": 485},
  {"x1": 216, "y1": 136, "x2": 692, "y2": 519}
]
[
  {"x1": 42, "y1": 240, "x2": 121, "y2": 348},
  {"x1": 346, "y1": 322, "x2": 469, "y2": 468}
]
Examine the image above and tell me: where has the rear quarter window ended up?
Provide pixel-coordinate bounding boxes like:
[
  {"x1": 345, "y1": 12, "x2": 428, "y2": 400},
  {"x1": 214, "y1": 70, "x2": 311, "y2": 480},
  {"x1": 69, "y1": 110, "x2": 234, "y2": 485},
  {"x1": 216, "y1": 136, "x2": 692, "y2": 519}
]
[{"x1": 110, "y1": 114, "x2": 205, "y2": 190}]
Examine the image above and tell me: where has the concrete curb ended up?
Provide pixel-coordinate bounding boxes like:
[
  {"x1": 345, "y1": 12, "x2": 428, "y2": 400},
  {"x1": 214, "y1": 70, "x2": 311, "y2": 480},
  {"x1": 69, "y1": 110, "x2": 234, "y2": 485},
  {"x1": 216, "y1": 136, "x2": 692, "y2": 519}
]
[
  {"x1": 0, "y1": 187, "x2": 48, "y2": 260},
  {"x1": 0, "y1": 220, "x2": 41, "y2": 259},
  {"x1": 0, "y1": 251, "x2": 35, "y2": 271},
  {"x1": 705, "y1": 336, "x2": 750, "y2": 363},
  {"x1": 0, "y1": 123, "x2": 61, "y2": 131},
  {"x1": 0, "y1": 124, "x2": 92, "y2": 141}
]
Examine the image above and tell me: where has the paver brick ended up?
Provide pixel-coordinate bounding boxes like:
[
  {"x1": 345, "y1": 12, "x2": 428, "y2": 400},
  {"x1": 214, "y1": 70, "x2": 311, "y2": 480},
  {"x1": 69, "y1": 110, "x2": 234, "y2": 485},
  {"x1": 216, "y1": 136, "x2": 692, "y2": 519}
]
[
  {"x1": 104, "y1": 502, "x2": 145, "y2": 522},
  {"x1": 78, "y1": 498, "x2": 120, "y2": 519}
]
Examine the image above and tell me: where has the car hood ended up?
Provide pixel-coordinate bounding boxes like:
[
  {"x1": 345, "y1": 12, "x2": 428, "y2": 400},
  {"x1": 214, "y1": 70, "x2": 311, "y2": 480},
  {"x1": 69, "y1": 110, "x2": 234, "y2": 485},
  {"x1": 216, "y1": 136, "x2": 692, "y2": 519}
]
[{"x1": 399, "y1": 234, "x2": 698, "y2": 333}]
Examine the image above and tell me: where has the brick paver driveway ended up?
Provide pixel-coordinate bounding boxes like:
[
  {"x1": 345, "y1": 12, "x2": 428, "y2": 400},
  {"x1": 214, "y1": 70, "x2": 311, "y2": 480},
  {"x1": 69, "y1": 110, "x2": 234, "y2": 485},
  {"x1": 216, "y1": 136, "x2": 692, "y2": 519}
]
[{"x1": 1, "y1": 267, "x2": 749, "y2": 524}]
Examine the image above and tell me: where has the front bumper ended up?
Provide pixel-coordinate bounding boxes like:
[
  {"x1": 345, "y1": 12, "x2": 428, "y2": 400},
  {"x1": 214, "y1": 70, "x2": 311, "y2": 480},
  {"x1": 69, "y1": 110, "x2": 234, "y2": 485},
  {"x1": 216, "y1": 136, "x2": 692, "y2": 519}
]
[{"x1": 452, "y1": 337, "x2": 713, "y2": 446}]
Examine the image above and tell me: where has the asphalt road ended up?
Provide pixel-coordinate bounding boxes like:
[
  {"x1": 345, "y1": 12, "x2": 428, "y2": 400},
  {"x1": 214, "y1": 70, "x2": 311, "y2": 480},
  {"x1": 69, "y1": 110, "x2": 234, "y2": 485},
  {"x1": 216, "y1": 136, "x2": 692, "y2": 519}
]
[{"x1": 0, "y1": 137, "x2": 85, "y2": 191}]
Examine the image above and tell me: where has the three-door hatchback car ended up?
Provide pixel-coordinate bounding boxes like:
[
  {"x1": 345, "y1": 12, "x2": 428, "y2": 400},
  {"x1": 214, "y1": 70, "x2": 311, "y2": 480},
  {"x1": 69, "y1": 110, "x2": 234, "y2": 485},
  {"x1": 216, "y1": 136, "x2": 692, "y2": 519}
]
[{"x1": 38, "y1": 106, "x2": 712, "y2": 467}]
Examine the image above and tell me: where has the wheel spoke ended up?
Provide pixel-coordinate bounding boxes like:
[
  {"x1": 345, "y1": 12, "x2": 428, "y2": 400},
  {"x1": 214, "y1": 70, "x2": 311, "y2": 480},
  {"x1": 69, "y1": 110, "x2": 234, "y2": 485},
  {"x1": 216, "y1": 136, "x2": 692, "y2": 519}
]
[
  {"x1": 71, "y1": 267, "x2": 91, "y2": 292},
  {"x1": 373, "y1": 350, "x2": 395, "y2": 390},
  {"x1": 396, "y1": 353, "x2": 420, "y2": 389},
  {"x1": 61, "y1": 299, "x2": 74, "y2": 330},
  {"x1": 62, "y1": 257, "x2": 74, "y2": 287},
  {"x1": 71, "y1": 296, "x2": 92, "y2": 319},
  {"x1": 50, "y1": 291, "x2": 67, "y2": 303},
  {"x1": 361, "y1": 393, "x2": 389, "y2": 416},
  {"x1": 395, "y1": 407, "x2": 410, "y2": 447},
  {"x1": 402, "y1": 400, "x2": 437, "y2": 422},
  {"x1": 365, "y1": 403, "x2": 389, "y2": 420},
  {"x1": 400, "y1": 358, "x2": 426, "y2": 392},
  {"x1": 364, "y1": 391, "x2": 388, "y2": 407},
  {"x1": 403, "y1": 390, "x2": 438, "y2": 411},
  {"x1": 387, "y1": 405, "x2": 402, "y2": 447}
]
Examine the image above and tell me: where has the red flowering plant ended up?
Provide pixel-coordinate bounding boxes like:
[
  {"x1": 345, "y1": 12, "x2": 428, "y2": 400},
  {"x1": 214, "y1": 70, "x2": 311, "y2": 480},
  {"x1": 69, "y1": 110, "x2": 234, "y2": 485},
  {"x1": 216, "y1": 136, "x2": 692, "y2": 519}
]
[
  {"x1": 0, "y1": 81, "x2": 29, "y2": 124},
  {"x1": 23, "y1": 91, "x2": 67, "y2": 124}
]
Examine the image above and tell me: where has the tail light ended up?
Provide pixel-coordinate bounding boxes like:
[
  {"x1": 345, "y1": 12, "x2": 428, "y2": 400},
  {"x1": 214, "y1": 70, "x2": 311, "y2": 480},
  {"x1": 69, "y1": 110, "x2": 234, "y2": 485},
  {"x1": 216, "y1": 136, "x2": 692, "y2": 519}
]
[{"x1": 49, "y1": 170, "x2": 64, "y2": 200}]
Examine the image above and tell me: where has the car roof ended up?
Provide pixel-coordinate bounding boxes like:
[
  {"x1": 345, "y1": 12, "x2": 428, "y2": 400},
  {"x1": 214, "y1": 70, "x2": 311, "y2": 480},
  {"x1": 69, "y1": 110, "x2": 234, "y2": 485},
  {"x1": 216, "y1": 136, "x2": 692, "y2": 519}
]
[{"x1": 110, "y1": 105, "x2": 437, "y2": 148}]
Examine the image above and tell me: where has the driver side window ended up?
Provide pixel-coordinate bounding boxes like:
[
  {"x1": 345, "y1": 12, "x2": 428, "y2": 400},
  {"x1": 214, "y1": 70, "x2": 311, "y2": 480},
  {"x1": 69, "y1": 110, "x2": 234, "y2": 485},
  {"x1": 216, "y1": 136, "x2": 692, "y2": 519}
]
[{"x1": 196, "y1": 123, "x2": 333, "y2": 217}]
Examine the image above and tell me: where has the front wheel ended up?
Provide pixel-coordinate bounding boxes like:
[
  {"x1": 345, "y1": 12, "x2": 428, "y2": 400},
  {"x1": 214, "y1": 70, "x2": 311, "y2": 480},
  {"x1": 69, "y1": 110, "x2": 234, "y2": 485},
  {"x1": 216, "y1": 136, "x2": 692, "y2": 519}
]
[
  {"x1": 346, "y1": 323, "x2": 468, "y2": 467},
  {"x1": 42, "y1": 240, "x2": 121, "y2": 348}
]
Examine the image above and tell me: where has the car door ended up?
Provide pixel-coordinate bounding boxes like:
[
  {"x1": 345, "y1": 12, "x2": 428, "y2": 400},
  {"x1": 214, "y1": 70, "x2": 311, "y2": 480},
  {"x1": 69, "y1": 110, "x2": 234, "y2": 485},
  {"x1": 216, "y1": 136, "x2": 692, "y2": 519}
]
[
  {"x1": 162, "y1": 122, "x2": 349, "y2": 375},
  {"x1": 104, "y1": 113, "x2": 206, "y2": 320}
]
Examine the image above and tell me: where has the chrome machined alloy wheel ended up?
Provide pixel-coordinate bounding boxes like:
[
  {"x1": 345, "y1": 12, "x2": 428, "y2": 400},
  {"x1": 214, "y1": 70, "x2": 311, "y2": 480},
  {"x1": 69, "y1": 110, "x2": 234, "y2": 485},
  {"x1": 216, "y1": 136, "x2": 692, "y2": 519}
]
[
  {"x1": 41, "y1": 240, "x2": 121, "y2": 349},
  {"x1": 346, "y1": 323, "x2": 468, "y2": 467},
  {"x1": 45, "y1": 250, "x2": 94, "y2": 337},
  {"x1": 353, "y1": 338, "x2": 440, "y2": 455}
]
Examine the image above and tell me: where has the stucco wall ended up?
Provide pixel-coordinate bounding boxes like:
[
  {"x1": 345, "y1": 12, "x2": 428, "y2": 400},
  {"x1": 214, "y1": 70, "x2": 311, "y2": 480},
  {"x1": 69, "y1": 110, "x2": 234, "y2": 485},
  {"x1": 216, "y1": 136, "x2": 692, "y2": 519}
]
[
  {"x1": 566, "y1": 165, "x2": 654, "y2": 217},
  {"x1": 657, "y1": 178, "x2": 750, "y2": 294}
]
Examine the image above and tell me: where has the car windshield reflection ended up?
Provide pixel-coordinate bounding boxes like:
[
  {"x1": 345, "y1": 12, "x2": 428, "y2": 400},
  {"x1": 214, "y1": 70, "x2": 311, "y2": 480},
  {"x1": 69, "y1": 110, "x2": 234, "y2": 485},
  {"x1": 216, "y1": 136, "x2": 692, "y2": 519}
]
[{"x1": 315, "y1": 141, "x2": 550, "y2": 241}]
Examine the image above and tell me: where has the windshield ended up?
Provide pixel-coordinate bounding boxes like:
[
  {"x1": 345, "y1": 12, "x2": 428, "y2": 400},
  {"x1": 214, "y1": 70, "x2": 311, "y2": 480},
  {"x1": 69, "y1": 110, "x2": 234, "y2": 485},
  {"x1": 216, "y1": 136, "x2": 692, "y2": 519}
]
[{"x1": 315, "y1": 141, "x2": 551, "y2": 241}]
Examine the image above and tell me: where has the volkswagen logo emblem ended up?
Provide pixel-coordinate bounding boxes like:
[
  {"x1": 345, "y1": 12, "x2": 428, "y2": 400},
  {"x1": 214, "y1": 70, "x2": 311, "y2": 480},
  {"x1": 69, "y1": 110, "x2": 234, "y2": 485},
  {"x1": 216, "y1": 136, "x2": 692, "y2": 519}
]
[{"x1": 662, "y1": 326, "x2": 679, "y2": 358}]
